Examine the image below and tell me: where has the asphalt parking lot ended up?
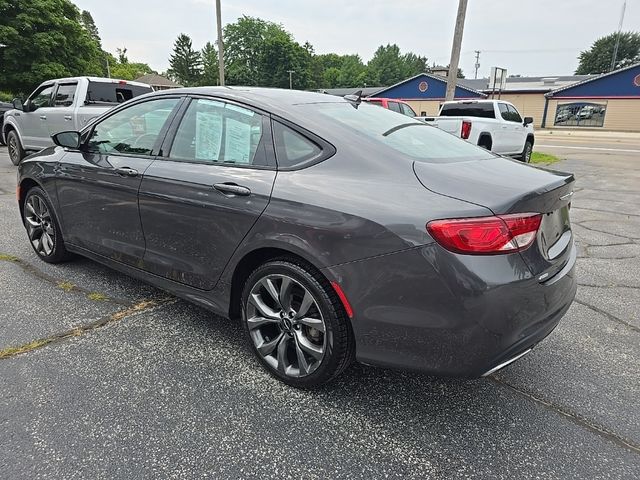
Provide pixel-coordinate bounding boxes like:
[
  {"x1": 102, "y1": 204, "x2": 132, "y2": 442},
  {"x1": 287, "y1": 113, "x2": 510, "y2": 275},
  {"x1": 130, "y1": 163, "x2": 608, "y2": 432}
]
[{"x1": 1, "y1": 136, "x2": 639, "y2": 479}]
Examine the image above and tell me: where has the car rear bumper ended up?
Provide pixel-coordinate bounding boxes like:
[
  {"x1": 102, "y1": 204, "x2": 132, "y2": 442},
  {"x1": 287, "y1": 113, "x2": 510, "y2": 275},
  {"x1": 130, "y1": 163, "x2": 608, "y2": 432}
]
[{"x1": 323, "y1": 241, "x2": 577, "y2": 377}]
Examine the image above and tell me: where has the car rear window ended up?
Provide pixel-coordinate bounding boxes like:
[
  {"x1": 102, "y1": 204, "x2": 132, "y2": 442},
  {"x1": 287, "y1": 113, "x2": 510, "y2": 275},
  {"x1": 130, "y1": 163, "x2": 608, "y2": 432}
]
[
  {"x1": 440, "y1": 102, "x2": 495, "y2": 119},
  {"x1": 86, "y1": 81, "x2": 153, "y2": 104},
  {"x1": 316, "y1": 103, "x2": 495, "y2": 164}
]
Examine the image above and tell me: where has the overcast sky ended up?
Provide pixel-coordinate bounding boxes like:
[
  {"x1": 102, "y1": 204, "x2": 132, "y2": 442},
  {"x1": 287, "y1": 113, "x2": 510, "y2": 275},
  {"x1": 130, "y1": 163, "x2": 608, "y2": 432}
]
[{"x1": 75, "y1": 0, "x2": 639, "y2": 79}]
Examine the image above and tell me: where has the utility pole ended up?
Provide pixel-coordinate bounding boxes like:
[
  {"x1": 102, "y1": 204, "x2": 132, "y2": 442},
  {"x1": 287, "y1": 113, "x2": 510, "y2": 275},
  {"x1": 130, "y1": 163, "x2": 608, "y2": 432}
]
[
  {"x1": 287, "y1": 70, "x2": 294, "y2": 89},
  {"x1": 445, "y1": 0, "x2": 468, "y2": 101},
  {"x1": 216, "y1": 0, "x2": 225, "y2": 86},
  {"x1": 474, "y1": 50, "x2": 481, "y2": 79},
  {"x1": 610, "y1": 0, "x2": 627, "y2": 71}
]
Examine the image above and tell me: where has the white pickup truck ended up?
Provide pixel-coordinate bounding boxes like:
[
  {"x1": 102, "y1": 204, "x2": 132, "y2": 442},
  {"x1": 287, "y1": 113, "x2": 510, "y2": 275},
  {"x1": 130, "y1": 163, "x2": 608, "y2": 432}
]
[
  {"x1": 2, "y1": 77, "x2": 153, "y2": 164},
  {"x1": 420, "y1": 100, "x2": 535, "y2": 162}
]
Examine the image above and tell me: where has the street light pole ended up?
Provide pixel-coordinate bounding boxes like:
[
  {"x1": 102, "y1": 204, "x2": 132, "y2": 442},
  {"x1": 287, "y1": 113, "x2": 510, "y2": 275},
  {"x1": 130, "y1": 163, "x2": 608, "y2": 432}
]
[
  {"x1": 216, "y1": 0, "x2": 225, "y2": 86},
  {"x1": 287, "y1": 70, "x2": 294, "y2": 89},
  {"x1": 445, "y1": 0, "x2": 468, "y2": 101}
]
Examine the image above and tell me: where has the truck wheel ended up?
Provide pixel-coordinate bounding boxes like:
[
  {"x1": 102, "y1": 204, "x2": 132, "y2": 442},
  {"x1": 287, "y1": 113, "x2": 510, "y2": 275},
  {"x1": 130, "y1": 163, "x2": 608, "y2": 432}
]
[
  {"x1": 520, "y1": 140, "x2": 533, "y2": 163},
  {"x1": 7, "y1": 130, "x2": 25, "y2": 165},
  {"x1": 478, "y1": 136, "x2": 492, "y2": 151}
]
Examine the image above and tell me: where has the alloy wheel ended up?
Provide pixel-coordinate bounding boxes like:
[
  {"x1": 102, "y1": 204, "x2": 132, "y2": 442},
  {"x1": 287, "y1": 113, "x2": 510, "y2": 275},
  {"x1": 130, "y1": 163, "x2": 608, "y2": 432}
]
[
  {"x1": 246, "y1": 274, "x2": 326, "y2": 378},
  {"x1": 8, "y1": 134, "x2": 19, "y2": 163},
  {"x1": 24, "y1": 195, "x2": 55, "y2": 256}
]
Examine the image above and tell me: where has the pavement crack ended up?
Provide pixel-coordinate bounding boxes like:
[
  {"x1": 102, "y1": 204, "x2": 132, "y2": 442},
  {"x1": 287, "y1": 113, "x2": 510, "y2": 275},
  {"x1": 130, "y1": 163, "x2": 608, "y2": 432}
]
[
  {"x1": 0, "y1": 297, "x2": 176, "y2": 359},
  {"x1": 574, "y1": 298, "x2": 640, "y2": 334},
  {"x1": 0, "y1": 254, "x2": 132, "y2": 306},
  {"x1": 579, "y1": 282, "x2": 640, "y2": 290},
  {"x1": 571, "y1": 206, "x2": 640, "y2": 218},
  {"x1": 573, "y1": 222, "x2": 639, "y2": 241},
  {"x1": 488, "y1": 376, "x2": 640, "y2": 455}
]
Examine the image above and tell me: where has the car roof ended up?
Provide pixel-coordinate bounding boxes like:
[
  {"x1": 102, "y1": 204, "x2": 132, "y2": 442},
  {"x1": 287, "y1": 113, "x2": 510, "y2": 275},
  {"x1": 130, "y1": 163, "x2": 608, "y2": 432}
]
[
  {"x1": 151, "y1": 86, "x2": 348, "y2": 114},
  {"x1": 40, "y1": 77, "x2": 151, "y2": 88}
]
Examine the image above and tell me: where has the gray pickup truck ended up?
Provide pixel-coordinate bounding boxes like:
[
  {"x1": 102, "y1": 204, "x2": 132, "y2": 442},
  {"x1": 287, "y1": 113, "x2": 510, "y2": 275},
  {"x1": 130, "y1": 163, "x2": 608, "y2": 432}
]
[{"x1": 2, "y1": 77, "x2": 153, "y2": 164}]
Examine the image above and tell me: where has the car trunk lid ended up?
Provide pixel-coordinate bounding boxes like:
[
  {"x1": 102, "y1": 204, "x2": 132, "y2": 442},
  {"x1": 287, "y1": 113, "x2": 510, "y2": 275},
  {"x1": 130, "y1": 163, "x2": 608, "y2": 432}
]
[{"x1": 413, "y1": 156, "x2": 575, "y2": 278}]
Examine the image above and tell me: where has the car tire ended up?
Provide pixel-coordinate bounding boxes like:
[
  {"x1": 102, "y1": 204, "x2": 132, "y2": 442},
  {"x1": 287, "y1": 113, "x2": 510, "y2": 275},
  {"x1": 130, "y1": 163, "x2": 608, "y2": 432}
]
[
  {"x1": 520, "y1": 140, "x2": 533, "y2": 163},
  {"x1": 241, "y1": 259, "x2": 355, "y2": 388},
  {"x1": 23, "y1": 186, "x2": 73, "y2": 263},
  {"x1": 7, "y1": 130, "x2": 25, "y2": 165}
]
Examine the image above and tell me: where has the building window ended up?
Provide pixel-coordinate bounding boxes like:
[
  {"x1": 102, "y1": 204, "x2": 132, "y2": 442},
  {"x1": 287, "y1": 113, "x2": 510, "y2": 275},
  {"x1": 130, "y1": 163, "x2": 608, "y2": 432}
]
[{"x1": 554, "y1": 102, "x2": 607, "y2": 127}]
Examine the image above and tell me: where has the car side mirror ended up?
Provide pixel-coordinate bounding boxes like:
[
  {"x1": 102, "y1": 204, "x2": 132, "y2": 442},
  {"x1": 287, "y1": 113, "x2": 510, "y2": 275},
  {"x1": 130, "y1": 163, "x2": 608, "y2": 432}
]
[
  {"x1": 523, "y1": 116, "x2": 534, "y2": 126},
  {"x1": 52, "y1": 131, "x2": 81, "y2": 150},
  {"x1": 12, "y1": 98, "x2": 23, "y2": 111}
]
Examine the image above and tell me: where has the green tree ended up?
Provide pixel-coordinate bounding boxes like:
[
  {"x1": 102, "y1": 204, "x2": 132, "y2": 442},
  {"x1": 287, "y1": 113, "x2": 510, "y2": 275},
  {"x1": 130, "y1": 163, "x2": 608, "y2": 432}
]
[
  {"x1": 0, "y1": 0, "x2": 104, "y2": 95},
  {"x1": 576, "y1": 32, "x2": 640, "y2": 74},
  {"x1": 116, "y1": 47, "x2": 128, "y2": 64},
  {"x1": 337, "y1": 55, "x2": 366, "y2": 87},
  {"x1": 200, "y1": 41, "x2": 219, "y2": 86},
  {"x1": 223, "y1": 16, "x2": 313, "y2": 89},
  {"x1": 401, "y1": 52, "x2": 428, "y2": 78},
  {"x1": 367, "y1": 44, "x2": 405, "y2": 86},
  {"x1": 168, "y1": 33, "x2": 202, "y2": 86},
  {"x1": 110, "y1": 61, "x2": 155, "y2": 81},
  {"x1": 80, "y1": 10, "x2": 101, "y2": 46},
  {"x1": 366, "y1": 44, "x2": 428, "y2": 86}
]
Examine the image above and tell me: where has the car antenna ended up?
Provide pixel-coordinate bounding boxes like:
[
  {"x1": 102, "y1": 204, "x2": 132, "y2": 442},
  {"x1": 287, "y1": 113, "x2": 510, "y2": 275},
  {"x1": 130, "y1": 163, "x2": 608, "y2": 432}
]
[{"x1": 344, "y1": 90, "x2": 363, "y2": 108}]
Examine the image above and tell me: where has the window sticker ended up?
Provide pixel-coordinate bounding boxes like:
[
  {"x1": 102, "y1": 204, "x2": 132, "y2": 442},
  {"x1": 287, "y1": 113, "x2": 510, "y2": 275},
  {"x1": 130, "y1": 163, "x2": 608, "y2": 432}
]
[
  {"x1": 196, "y1": 110, "x2": 223, "y2": 161},
  {"x1": 225, "y1": 103, "x2": 255, "y2": 117},
  {"x1": 224, "y1": 117, "x2": 252, "y2": 163}
]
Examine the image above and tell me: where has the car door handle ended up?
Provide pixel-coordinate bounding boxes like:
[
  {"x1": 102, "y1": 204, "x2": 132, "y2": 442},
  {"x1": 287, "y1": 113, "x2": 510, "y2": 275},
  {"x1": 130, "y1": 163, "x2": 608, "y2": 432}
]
[
  {"x1": 213, "y1": 183, "x2": 251, "y2": 196},
  {"x1": 40, "y1": 115, "x2": 47, "y2": 120},
  {"x1": 64, "y1": 115, "x2": 72, "y2": 121},
  {"x1": 115, "y1": 167, "x2": 139, "y2": 177}
]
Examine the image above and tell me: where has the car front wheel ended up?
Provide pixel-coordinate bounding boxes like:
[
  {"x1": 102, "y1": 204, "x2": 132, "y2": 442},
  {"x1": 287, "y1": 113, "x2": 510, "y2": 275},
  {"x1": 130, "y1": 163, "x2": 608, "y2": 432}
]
[
  {"x1": 241, "y1": 259, "x2": 354, "y2": 388},
  {"x1": 7, "y1": 130, "x2": 25, "y2": 165},
  {"x1": 521, "y1": 140, "x2": 533, "y2": 163}
]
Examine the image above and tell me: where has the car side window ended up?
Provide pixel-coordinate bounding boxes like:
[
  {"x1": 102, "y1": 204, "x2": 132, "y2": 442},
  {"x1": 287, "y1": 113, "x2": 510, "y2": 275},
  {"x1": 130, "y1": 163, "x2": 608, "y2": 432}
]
[
  {"x1": 272, "y1": 121, "x2": 322, "y2": 169},
  {"x1": 29, "y1": 85, "x2": 54, "y2": 109},
  {"x1": 53, "y1": 84, "x2": 77, "y2": 107},
  {"x1": 507, "y1": 104, "x2": 523, "y2": 123},
  {"x1": 498, "y1": 103, "x2": 512, "y2": 122},
  {"x1": 387, "y1": 102, "x2": 402, "y2": 113},
  {"x1": 169, "y1": 98, "x2": 267, "y2": 166},
  {"x1": 86, "y1": 98, "x2": 180, "y2": 156},
  {"x1": 400, "y1": 103, "x2": 416, "y2": 117}
]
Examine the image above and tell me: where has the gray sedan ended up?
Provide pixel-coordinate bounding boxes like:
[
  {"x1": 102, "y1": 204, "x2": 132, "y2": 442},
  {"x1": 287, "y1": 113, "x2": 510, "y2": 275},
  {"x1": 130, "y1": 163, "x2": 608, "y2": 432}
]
[{"x1": 17, "y1": 87, "x2": 576, "y2": 387}]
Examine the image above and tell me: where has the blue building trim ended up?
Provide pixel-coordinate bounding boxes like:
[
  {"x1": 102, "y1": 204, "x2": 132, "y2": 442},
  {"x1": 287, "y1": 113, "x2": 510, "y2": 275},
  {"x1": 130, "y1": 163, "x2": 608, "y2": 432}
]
[
  {"x1": 369, "y1": 73, "x2": 486, "y2": 100},
  {"x1": 547, "y1": 63, "x2": 640, "y2": 99}
]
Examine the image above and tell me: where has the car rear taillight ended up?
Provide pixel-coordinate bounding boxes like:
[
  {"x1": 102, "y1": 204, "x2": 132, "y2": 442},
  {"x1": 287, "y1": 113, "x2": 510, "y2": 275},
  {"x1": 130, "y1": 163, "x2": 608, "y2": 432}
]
[
  {"x1": 427, "y1": 213, "x2": 542, "y2": 255},
  {"x1": 461, "y1": 120, "x2": 472, "y2": 140}
]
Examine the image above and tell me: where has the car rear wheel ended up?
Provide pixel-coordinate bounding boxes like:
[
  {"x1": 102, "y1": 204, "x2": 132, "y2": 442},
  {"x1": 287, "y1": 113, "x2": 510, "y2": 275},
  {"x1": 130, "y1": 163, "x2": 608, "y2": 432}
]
[
  {"x1": 23, "y1": 187, "x2": 73, "y2": 263},
  {"x1": 241, "y1": 259, "x2": 354, "y2": 388},
  {"x1": 7, "y1": 130, "x2": 25, "y2": 165},
  {"x1": 520, "y1": 140, "x2": 533, "y2": 163}
]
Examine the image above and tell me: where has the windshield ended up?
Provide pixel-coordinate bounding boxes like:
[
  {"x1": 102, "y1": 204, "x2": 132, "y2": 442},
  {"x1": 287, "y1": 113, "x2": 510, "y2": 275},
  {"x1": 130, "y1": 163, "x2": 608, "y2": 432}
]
[{"x1": 316, "y1": 103, "x2": 495, "y2": 163}]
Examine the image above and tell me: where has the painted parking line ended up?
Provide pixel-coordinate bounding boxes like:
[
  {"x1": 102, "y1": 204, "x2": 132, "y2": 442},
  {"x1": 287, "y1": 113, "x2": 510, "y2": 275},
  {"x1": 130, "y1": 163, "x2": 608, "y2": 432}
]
[{"x1": 536, "y1": 144, "x2": 640, "y2": 154}]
